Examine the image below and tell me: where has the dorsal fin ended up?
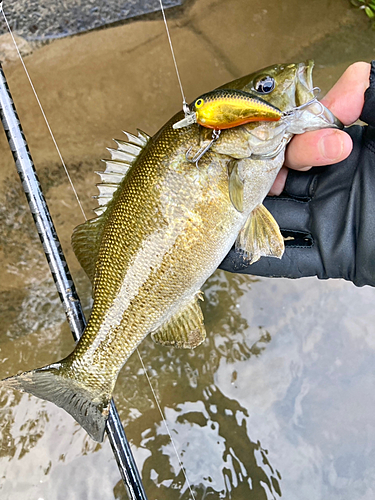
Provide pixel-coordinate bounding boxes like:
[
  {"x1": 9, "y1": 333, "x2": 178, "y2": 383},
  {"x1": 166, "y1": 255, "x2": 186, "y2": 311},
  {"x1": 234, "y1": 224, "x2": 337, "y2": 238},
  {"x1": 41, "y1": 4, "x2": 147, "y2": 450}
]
[
  {"x1": 94, "y1": 129, "x2": 150, "y2": 217},
  {"x1": 72, "y1": 129, "x2": 151, "y2": 281},
  {"x1": 71, "y1": 217, "x2": 105, "y2": 283}
]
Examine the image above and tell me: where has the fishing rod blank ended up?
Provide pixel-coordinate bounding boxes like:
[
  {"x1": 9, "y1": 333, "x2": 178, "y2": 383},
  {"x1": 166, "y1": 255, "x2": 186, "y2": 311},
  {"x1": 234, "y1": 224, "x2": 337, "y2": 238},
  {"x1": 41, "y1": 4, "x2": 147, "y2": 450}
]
[{"x1": 0, "y1": 63, "x2": 148, "y2": 500}]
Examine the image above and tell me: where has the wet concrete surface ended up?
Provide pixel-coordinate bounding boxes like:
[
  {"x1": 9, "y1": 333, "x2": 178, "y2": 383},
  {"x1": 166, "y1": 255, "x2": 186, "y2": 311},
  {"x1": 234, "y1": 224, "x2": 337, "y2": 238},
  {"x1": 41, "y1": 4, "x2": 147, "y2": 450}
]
[{"x1": 0, "y1": 0, "x2": 375, "y2": 499}]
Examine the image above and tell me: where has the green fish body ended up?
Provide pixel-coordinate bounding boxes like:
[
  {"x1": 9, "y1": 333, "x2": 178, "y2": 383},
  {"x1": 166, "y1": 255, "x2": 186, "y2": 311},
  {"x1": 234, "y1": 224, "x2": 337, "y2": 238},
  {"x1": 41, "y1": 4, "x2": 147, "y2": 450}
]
[{"x1": 2, "y1": 61, "x2": 342, "y2": 441}]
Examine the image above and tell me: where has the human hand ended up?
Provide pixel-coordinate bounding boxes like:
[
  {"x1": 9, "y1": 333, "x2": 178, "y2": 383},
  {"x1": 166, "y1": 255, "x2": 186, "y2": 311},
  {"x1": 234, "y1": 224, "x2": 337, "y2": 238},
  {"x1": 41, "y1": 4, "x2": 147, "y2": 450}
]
[
  {"x1": 220, "y1": 60, "x2": 375, "y2": 286},
  {"x1": 269, "y1": 62, "x2": 371, "y2": 195}
]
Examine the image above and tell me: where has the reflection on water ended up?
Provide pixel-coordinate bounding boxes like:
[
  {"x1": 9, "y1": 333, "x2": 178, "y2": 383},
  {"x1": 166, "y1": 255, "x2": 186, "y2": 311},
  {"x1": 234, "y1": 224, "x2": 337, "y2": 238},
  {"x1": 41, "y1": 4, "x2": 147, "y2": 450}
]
[
  {"x1": 0, "y1": 269, "x2": 282, "y2": 500},
  {"x1": 114, "y1": 271, "x2": 279, "y2": 499},
  {"x1": 128, "y1": 385, "x2": 281, "y2": 500},
  {"x1": 1, "y1": 0, "x2": 375, "y2": 499}
]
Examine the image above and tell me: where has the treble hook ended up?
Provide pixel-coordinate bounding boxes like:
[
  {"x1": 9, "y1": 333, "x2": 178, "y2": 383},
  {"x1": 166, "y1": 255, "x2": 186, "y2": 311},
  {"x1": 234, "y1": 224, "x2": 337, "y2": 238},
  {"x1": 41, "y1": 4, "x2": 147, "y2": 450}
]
[{"x1": 185, "y1": 129, "x2": 221, "y2": 167}]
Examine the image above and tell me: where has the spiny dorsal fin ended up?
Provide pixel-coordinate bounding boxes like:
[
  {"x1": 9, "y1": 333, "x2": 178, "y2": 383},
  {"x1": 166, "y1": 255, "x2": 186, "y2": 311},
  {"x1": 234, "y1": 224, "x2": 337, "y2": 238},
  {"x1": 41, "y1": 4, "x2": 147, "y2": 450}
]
[
  {"x1": 94, "y1": 170, "x2": 126, "y2": 184},
  {"x1": 72, "y1": 129, "x2": 151, "y2": 281},
  {"x1": 94, "y1": 129, "x2": 150, "y2": 216},
  {"x1": 151, "y1": 293, "x2": 206, "y2": 349},
  {"x1": 235, "y1": 204, "x2": 284, "y2": 264},
  {"x1": 114, "y1": 139, "x2": 142, "y2": 156}
]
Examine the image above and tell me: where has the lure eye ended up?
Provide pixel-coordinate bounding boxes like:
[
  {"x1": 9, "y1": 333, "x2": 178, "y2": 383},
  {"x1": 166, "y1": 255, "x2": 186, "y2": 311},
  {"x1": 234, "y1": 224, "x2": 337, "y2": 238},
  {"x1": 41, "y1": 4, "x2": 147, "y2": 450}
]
[
  {"x1": 254, "y1": 75, "x2": 275, "y2": 94},
  {"x1": 195, "y1": 98, "x2": 204, "y2": 109}
]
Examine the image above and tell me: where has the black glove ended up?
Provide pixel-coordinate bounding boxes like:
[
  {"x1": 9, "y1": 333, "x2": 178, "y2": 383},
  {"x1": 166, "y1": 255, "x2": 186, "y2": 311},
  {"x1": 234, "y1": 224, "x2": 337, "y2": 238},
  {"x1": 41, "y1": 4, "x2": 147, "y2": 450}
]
[{"x1": 220, "y1": 61, "x2": 375, "y2": 287}]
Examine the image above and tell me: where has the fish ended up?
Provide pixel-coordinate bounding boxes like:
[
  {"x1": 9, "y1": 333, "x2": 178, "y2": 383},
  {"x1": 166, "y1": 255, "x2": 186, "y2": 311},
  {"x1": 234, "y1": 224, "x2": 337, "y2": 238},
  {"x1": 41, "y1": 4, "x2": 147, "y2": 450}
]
[
  {"x1": 1, "y1": 60, "x2": 342, "y2": 443},
  {"x1": 173, "y1": 89, "x2": 283, "y2": 130}
]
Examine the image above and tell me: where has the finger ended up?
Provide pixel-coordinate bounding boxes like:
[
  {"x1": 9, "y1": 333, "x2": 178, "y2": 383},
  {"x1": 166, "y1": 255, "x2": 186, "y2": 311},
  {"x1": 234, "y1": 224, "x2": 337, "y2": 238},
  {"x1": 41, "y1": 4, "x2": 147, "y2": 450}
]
[
  {"x1": 320, "y1": 61, "x2": 371, "y2": 125},
  {"x1": 285, "y1": 128, "x2": 353, "y2": 170},
  {"x1": 273, "y1": 62, "x2": 369, "y2": 192}
]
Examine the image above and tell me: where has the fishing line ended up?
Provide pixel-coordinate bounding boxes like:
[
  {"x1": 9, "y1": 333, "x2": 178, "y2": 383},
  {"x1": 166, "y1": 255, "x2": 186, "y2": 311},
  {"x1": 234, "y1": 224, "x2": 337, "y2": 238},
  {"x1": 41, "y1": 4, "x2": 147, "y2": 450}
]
[
  {"x1": 158, "y1": 0, "x2": 190, "y2": 115},
  {"x1": 0, "y1": 3, "x2": 87, "y2": 221},
  {"x1": 2, "y1": 4, "x2": 196, "y2": 497},
  {"x1": 137, "y1": 350, "x2": 196, "y2": 500}
]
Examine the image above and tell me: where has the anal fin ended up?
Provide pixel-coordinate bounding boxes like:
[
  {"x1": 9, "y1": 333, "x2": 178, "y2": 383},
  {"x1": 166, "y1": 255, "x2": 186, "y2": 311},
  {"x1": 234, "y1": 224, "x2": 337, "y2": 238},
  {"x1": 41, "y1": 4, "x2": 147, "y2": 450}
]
[
  {"x1": 236, "y1": 204, "x2": 284, "y2": 264},
  {"x1": 151, "y1": 293, "x2": 206, "y2": 349}
]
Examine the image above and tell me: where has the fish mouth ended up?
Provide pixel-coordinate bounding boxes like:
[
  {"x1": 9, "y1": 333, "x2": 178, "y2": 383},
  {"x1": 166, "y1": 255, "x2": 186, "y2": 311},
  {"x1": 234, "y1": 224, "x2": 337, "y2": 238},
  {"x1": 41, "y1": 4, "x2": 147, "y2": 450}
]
[
  {"x1": 294, "y1": 60, "x2": 343, "y2": 130},
  {"x1": 295, "y1": 60, "x2": 315, "y2": 106}
]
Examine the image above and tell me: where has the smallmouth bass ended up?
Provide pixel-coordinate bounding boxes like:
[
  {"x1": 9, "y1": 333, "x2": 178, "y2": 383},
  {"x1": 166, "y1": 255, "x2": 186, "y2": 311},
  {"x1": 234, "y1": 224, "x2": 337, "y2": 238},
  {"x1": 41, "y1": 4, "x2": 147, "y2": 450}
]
[{"x1": 1, "y1": 60, "x2": 342, "y2": 442}]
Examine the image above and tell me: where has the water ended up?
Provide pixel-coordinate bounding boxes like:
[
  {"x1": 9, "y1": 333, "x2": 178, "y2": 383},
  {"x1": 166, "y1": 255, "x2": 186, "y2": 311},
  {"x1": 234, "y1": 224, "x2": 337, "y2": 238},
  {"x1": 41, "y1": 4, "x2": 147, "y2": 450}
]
[{"x1": 1, "y1": 0, "x2": 375, "y2": 498}]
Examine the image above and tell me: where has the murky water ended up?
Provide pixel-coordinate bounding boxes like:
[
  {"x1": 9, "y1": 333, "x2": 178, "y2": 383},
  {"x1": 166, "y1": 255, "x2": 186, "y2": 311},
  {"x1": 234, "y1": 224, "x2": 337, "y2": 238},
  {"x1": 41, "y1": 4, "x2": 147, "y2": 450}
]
[{"x1": 1, "y1": 0, "x2": 375, "y2": 499}]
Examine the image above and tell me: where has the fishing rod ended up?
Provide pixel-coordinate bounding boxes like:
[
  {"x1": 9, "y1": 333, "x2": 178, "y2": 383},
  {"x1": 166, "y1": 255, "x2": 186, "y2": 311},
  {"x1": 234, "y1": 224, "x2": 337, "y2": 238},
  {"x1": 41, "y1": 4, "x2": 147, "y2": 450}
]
[
  {"x1": 0, "y1": 1, "x2": 196, "y2": 497},
  {"x1": 0, "y1": 63, "x2": 148, "y2": 500}
]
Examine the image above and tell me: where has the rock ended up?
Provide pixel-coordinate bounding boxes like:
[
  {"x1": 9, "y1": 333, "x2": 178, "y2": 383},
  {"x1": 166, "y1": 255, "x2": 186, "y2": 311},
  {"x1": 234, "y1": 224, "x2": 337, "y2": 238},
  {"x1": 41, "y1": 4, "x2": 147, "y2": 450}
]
[{"x1": 0, "y1": 33, "x2": 33, "y2": 62}]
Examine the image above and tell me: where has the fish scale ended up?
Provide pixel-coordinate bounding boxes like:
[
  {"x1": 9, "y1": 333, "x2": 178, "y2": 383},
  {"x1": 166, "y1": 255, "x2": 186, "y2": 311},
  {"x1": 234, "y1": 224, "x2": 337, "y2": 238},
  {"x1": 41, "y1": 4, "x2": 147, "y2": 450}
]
[
  {"x1": 1, "y1": 60, "x2": 342, "y2": 442},
  {"x1": 70, "y1": 124, "x2": 228, "y2": 378}
]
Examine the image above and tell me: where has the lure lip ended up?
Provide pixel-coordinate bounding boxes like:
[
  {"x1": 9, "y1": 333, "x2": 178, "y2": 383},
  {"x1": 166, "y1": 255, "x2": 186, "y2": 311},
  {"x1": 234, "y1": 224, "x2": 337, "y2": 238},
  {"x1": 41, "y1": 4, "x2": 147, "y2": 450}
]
[{"x1": 173, "y1": 113, "x2": 197, "y2": 129}]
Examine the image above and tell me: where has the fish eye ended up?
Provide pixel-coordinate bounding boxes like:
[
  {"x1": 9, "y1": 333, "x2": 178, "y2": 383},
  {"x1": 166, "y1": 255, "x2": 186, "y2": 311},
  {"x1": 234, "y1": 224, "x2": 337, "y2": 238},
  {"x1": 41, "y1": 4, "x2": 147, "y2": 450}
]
[
  {"x1": 254, "y1": 75, "x2": 275, "y2": 94},
  {"x1": 195, "y1": 98, "x2": 204, "y2": 108}
]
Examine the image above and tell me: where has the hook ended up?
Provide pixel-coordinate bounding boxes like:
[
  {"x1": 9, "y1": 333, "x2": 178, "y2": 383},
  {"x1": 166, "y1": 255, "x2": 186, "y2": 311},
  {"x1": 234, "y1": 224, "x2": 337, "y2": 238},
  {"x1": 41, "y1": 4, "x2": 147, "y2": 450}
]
[
  {"x1": 185, "y1": 129, "x2": 221, "y2": 167},
  {"x1": 283, "y1": 87, "x2": 322, "y2": 117},
  {"x1": 251, "y1": 136, "x2": 290, "y2": 160}
]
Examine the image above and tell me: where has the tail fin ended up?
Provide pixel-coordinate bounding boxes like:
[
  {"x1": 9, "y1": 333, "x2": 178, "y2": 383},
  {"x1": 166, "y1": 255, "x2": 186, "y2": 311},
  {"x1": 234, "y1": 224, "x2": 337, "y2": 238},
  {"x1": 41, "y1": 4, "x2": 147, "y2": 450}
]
[{"x1": 2, "y1": 362, "x2": 111, "y2": 442}]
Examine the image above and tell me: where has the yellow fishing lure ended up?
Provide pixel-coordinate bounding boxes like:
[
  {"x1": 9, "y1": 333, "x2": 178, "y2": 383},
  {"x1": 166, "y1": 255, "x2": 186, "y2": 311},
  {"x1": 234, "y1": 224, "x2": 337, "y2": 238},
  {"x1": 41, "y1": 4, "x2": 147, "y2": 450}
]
[{"x1": 173, "y1": 89, "x2": 283, "y2": 130}]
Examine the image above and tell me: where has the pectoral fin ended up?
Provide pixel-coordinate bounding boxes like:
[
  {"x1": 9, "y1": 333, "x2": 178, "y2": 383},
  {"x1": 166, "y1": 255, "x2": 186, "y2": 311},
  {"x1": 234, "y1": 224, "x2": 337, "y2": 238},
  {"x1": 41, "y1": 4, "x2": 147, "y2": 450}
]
[
  {"x1": 236, "y1": 204, "x2": 284, "y2": 264},
  {"x1": 151, "y1": 293, "x2": 206, "y2": 349},
  {"x1": 228, "y1": 160, "x2": 244, "y2": 213}
]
